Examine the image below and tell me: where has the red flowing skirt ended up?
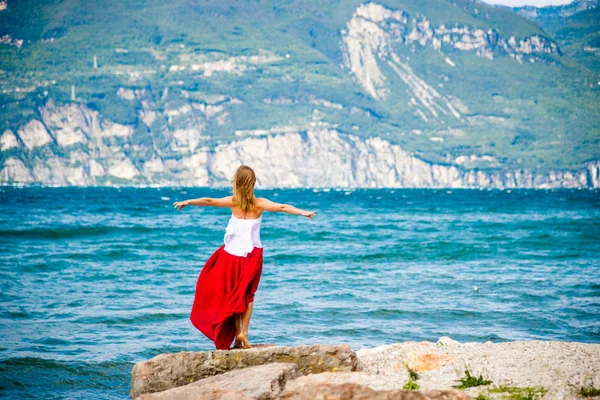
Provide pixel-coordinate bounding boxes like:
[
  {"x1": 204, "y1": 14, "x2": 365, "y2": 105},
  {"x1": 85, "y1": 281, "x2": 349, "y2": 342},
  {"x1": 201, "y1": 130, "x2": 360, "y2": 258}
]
[{"x1": 190, "y1": 244, "x2": 263, "y2": 350}]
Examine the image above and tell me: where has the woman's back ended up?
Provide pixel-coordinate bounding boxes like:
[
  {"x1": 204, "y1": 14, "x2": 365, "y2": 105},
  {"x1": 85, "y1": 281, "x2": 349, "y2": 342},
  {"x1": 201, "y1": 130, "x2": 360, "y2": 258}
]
[
  {"x1": 230, "y1": 200, "x2": 263, "y2": 220},
  {"x1": 224, "y1": 213, "x2": 263, "y2": 257}
]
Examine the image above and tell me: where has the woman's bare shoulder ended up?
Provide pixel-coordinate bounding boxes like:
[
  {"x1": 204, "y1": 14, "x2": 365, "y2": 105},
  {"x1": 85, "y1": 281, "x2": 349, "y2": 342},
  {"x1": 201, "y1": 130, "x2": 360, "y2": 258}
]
[
  {"x1": 255, "y1": 196, "x2": 277, "y2": 206},
  {"x1": 254, "y1": 197, "x2": 265, "y2": 208}
]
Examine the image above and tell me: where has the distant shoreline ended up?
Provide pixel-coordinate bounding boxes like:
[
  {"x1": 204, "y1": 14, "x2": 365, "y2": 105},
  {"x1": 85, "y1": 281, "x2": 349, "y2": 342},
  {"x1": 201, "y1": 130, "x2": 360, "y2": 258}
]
[{"x1": 1, "y1": 184, "x2": 599, "y2": 190}]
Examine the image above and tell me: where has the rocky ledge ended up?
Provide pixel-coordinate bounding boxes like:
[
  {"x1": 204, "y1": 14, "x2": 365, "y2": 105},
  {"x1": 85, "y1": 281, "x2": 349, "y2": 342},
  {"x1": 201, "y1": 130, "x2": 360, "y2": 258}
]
[{"x1": 130, "y1": 339, "x2": 600, "y2": 400}]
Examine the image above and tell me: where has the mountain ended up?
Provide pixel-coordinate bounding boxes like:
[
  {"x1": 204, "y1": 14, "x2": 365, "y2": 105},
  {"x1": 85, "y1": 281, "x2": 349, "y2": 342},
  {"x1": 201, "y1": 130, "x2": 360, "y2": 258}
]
[
  {"x1": 514, "y1": 0, "x2": 600, "y2": 73},
  {"x1": 0, "y1": 0, "x2": 598, "y2": 188}
]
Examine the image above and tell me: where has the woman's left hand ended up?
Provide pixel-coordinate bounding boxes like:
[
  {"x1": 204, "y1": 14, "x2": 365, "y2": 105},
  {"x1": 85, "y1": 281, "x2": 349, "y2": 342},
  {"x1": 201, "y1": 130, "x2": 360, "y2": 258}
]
[{"x1": 174, "y1": 201, "x2": 189, "y2": 211}]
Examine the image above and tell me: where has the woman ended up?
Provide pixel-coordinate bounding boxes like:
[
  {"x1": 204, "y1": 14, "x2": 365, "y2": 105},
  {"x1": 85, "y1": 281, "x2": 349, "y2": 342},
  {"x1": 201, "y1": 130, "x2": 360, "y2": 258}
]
[{"x1": 174, "y1": 165, "x2": 315, "y2": 350}]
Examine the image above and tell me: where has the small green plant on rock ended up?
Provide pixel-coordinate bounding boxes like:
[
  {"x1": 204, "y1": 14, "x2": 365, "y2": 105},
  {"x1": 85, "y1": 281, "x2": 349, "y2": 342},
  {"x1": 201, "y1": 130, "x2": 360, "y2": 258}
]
[
  {"x1": 453, "y1": 368, "x2": 492, "y2": 389},
  {"x1": 578, "y1": 383, "x2": 600, "y2": 398},
  {"x1": 403, "y1": 379, "x2": 420, "y2": 390},
  {"x1": 474, "y1": 394, "x2": 491, "y2": 400},
  {"x1": 488, "y1": 385, "x2": 548, "y2": 400}
]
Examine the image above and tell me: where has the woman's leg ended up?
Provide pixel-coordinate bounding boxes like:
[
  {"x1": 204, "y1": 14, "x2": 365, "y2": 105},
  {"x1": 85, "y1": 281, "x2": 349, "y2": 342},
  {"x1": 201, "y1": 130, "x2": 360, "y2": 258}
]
[
  {"x1": 233, "y1": 314, "x2": 243, "y2": 348},
  {"x1": 236, "y1": 302, "x2": 254, "y2": 348},
  {"x1": 242, "y1": 302, "x2": 253, "y2": 336}
]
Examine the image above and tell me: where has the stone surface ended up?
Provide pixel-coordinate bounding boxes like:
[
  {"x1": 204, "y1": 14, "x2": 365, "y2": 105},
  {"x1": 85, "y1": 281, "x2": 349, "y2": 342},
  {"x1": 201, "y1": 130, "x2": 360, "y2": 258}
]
[
  {"x1": 135, "y1": 363, "x2": 300, "y2": 400},
  {"x1": 143, "y1": 389, "x2": 251, "y2": 400},
  {"x1": 357, "y1": 338, "x2": 600, "y2": 400},
  {"x1": 285, "y1": 372, "x2": 408, "y2": 392},
  {"x1": 280, "y1": 383, "x2": 471, "y2": 400},
  {"x1": 130, "y1": 344, "x2": 357, "y2": 398}
]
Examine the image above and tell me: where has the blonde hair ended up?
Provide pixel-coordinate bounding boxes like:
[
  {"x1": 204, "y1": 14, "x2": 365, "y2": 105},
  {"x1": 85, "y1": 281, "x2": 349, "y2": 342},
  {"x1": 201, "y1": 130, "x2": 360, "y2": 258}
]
[{"x1": 231, "y1": 165, "x2": 257, "y2": 212}]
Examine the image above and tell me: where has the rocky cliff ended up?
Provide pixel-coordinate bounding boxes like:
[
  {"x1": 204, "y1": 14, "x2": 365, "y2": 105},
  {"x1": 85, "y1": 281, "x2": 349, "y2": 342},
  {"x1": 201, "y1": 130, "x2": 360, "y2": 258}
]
[
  {"x1": 342, "y1": 3, "x2": 559, "y2": 103},
  {"x1": 1, "y1": 100, "x2": 598, "y2": 188}
]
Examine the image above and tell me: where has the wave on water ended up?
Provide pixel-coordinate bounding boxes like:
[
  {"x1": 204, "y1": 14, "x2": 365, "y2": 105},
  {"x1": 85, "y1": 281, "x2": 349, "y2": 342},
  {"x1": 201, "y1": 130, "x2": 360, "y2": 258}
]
[
  {"x1": 0, "y1": 225, "x2": 162, "y2": 240},
  {"x1": 0, "y1": 357, "x2": 132, "y2": 399}
]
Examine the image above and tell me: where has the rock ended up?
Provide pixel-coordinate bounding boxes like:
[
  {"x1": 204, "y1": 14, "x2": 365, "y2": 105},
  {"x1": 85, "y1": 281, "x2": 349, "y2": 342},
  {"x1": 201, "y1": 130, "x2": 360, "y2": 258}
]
[
  {"x1": 280, "y1": 383, "x2": 471, "y2": 399},
  {"x1": 135, "y1": 363, "x2": 300, "y2": 400},
  {"x1": 0, "y1": 157, "x2": 33, "y2": 183},
  {"x1": 143, "y1": 389, "x2": 251, "y2": 400},
  {"x1": 130, "y1": 344, "x2": 357, "y2": 398},
  {"x1": 0, "y1": 129, "x2": 19, "y2": 150},
  {"x1": 285, "y1": 372, "x2": 408, "y2": 392},
  {"x1": 356, "y1": 339, "x2": 600, "y2": 400},
  {"x1": 436, "y1": 337, "x2": 459, "y2": 347},
  {"x1": 17, "y1": 120, "x2": 52, "y2": 150}
]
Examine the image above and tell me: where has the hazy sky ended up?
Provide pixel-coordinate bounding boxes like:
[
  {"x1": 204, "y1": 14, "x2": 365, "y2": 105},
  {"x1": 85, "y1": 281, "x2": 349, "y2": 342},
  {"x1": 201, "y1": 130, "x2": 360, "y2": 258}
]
[{"x1": 481, "y1": 0, "x2": 572, "y2": 6}]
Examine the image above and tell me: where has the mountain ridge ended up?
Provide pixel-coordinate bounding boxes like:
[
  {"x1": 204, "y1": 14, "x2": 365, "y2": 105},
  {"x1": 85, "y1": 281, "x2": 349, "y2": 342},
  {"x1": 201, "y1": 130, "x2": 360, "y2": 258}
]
[
  {"x1": 0, "y1": 0, "x2": 598, "y2": 187},
  {"x1": 513, "y1": 0, "x2": 600, "y2": 72}
]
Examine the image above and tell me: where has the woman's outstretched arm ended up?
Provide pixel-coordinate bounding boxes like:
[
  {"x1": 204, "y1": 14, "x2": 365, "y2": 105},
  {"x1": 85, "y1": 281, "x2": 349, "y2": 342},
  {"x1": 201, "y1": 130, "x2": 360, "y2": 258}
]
[
  {"x1": 257, "y1": 197, "x2": 316, "y2": 219},
  {"x1": 174, "y1": 196, "x2": 233, "y2": 211}
]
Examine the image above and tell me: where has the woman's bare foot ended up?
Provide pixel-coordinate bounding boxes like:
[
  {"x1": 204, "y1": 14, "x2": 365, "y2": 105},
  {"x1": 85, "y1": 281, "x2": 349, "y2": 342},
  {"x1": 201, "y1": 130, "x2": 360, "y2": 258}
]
[
  {"x1": 235, "y1": 333, "x2": 252, "y2": 349},
  {"x1": 233, "y1": 338, "x2": 243, "y2": 349}
]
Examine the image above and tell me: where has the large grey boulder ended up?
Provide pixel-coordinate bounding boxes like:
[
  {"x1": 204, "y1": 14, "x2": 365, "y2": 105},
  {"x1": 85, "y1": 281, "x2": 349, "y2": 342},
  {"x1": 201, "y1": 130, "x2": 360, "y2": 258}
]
[
  {"x1": 279, "y1": 383, "x2": 471, "y2": 399},
  {"x1": 131, "y1": 344, "x2": 357, "y2": 398},
  {"x1": 135, "y1": 363, "x2": 300, "y2": 400}
]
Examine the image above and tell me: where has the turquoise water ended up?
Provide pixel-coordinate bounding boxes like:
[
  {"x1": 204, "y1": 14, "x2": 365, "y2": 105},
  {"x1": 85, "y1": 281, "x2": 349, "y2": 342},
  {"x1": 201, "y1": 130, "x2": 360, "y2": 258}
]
[{"x1": 0, "y1": 187, "x2": 599, "y2": 399}]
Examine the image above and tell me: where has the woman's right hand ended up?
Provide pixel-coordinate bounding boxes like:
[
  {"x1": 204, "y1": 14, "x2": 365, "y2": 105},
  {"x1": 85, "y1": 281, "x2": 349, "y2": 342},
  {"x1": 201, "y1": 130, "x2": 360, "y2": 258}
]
[{"x1": 303, "y1": 211, "x2": 316, "y2": 220}]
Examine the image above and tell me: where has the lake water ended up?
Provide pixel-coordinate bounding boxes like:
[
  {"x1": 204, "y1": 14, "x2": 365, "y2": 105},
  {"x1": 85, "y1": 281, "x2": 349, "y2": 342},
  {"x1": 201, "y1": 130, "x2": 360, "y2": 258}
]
[{"x1": 1, "y1": 187, "x2": 599, "y2": 399}]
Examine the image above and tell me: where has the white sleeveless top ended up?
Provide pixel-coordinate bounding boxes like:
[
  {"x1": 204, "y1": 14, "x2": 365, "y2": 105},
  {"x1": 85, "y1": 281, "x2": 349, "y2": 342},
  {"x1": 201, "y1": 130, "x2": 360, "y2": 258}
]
[{"x1": 223, "y1": 214, "x2": 263, "y2": 257}]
